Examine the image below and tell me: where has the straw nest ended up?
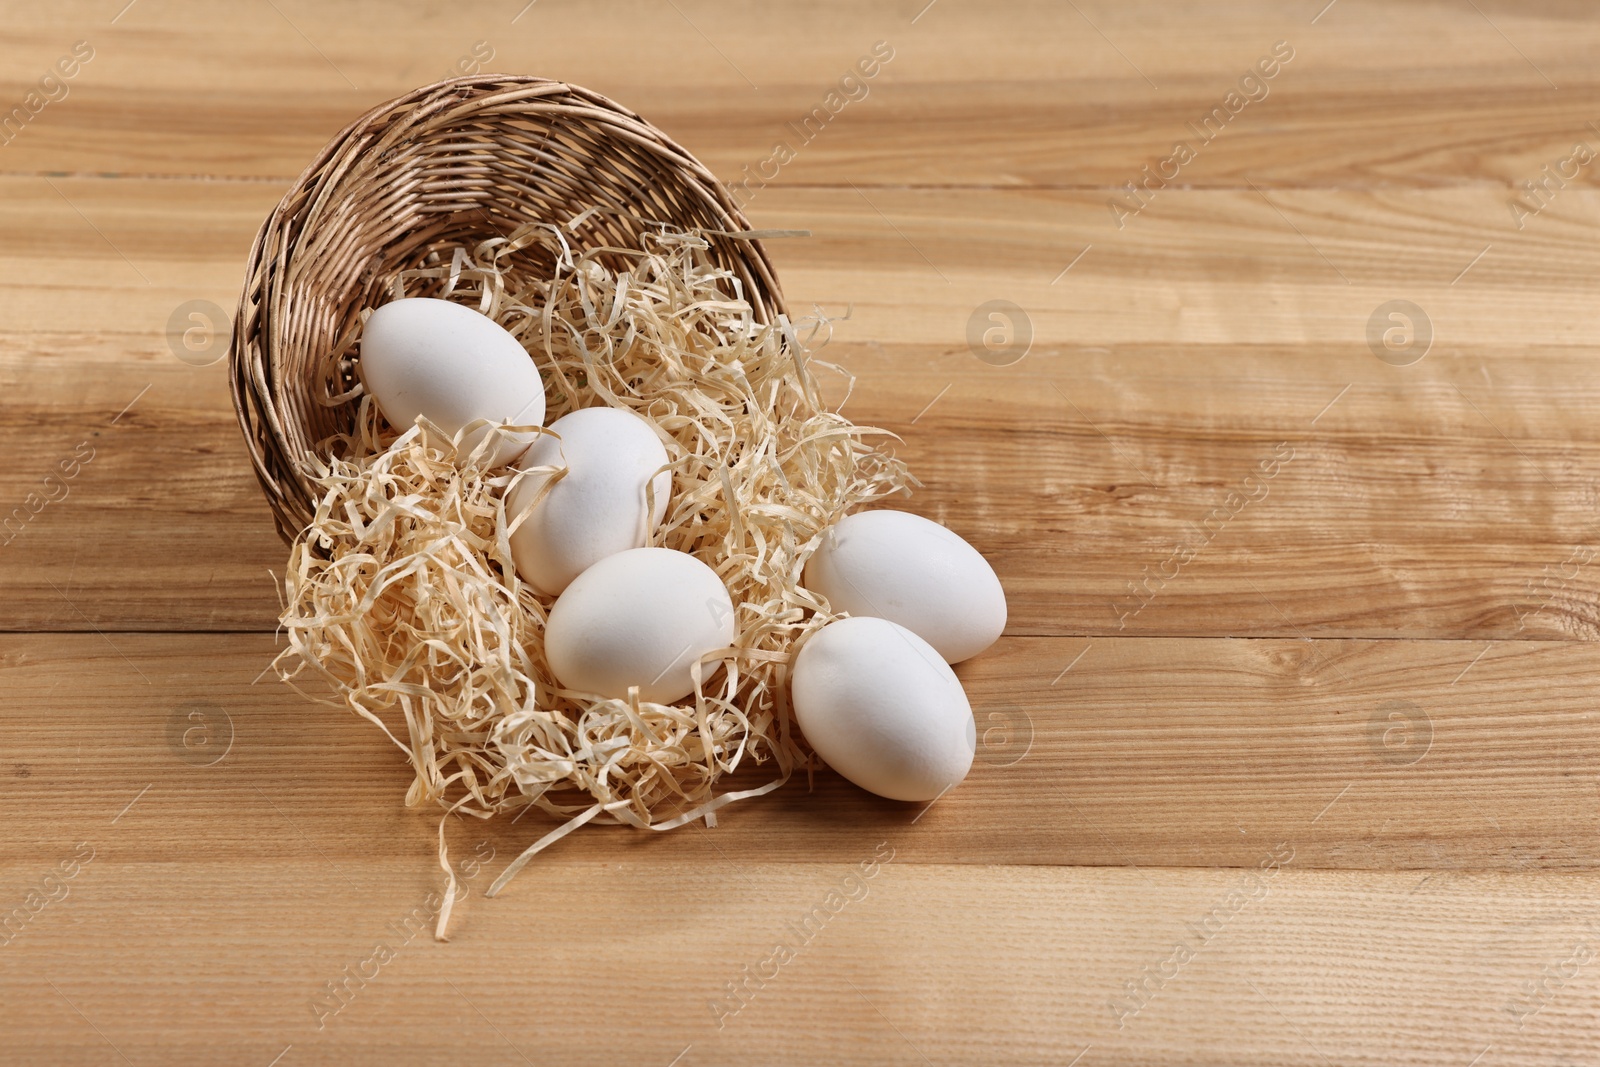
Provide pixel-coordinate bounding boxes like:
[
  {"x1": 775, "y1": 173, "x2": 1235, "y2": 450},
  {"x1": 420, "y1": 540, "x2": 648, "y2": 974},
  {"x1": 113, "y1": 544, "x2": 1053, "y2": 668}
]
[{"x1": 273, "y1": 224, "x2": 914, "y2": 937}]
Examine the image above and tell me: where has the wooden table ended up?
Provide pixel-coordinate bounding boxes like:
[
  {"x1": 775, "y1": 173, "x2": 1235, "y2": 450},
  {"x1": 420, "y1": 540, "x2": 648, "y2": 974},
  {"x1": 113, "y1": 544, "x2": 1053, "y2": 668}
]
[{"x1": 4, "y1": 1, "x2": 1599, "y2": 1063}]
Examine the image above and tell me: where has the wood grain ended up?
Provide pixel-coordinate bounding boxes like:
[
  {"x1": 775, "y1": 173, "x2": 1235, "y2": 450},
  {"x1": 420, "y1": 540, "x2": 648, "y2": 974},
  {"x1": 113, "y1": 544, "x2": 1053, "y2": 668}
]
[
  {"x1": 3, "y1": 634, "x2": 1598, "y2": 872},
  {"x1": 4, "y1": 0, "x2": 1599, "y2": 191},
  {"x1": 4, "y1": 0, "x2": 1599, "y2": 1062},
  {"x1": 4, "y1": 861, "x2": 1598, "y2": 1066}
]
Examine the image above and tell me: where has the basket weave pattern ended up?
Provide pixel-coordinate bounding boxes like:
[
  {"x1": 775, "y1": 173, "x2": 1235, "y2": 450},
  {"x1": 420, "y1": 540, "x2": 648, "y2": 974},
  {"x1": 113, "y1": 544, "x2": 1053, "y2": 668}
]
[{"x1": 230, "y1": 75, "x2": 786, "y2": 542}]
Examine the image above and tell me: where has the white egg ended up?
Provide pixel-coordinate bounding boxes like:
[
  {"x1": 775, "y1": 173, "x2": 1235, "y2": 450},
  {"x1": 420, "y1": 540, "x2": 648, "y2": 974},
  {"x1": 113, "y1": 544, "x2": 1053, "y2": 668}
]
[
  {"x1": 790, "y1": 616, "x2": 975, "y2": 802},
  {"x1": 544, "y1": 547, "x2": 736, "y2": 704},
  {"x1": 803, "y1": 509, "x2": 1006, "y2": 663},
  {"x1": 359, "y1": 297, "x2": 546, "y2": 467},
  {"x1": 507, "y1": 408, "x2": 672, "y2": 596}
]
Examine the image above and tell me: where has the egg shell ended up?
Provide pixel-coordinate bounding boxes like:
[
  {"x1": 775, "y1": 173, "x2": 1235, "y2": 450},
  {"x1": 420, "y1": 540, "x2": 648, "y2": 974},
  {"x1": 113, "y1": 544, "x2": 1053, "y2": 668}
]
[
  {"x1": 507, "y1": 407, "x2": 672, "y2": 596},
  {"x1": 544, "y1": 547, "x2": 736, "y2": 705},
  {"x1": 802, "y1": 509, "x2": 1006, "y2": 663},
  {"x1": 359, "y1": 297, "x2": 546, "y2": 467},
  {"x1": 790, "y1": 616, "x2": 975, "y2": 802}
]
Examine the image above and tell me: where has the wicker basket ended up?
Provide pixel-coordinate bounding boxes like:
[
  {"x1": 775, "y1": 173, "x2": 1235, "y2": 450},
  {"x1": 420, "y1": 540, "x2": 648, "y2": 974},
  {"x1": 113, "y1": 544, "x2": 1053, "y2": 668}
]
[{"x1": 230, "y1": 75, "x2": 786, "y2": 543}]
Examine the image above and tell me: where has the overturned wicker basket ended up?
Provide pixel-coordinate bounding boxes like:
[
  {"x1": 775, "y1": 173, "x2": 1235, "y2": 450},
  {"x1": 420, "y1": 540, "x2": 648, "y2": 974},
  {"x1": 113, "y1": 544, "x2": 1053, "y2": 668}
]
[{"x1": 230, "y1": 75, "x2": 786, "y2": 542}]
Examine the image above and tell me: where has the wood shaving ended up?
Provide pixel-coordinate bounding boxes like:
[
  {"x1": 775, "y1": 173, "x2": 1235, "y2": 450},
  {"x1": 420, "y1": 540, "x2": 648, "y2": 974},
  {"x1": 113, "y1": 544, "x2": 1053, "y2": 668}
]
[{"x1": 274, "y1": 222, "x2": 915, "y2": 937}]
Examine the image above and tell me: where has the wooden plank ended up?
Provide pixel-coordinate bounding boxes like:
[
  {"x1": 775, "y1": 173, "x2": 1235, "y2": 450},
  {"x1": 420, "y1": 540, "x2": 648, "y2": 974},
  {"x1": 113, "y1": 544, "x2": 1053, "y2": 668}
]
[
  {"x1": 4, "y1": 633, "x2": 1598, "y2": 871},
  {"x1": 0, "y1": 857, "x2": 1595, "y2": 1065},
  {"x1": 3, "y1": 0, "x2": 1599, "y2": 194},
  {"x1": 10, "y1": 329, "x2": 1600, "y2": 639},
  {"x1": 6, "y1": 177, "x2": 1600, "y2": 345}
]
